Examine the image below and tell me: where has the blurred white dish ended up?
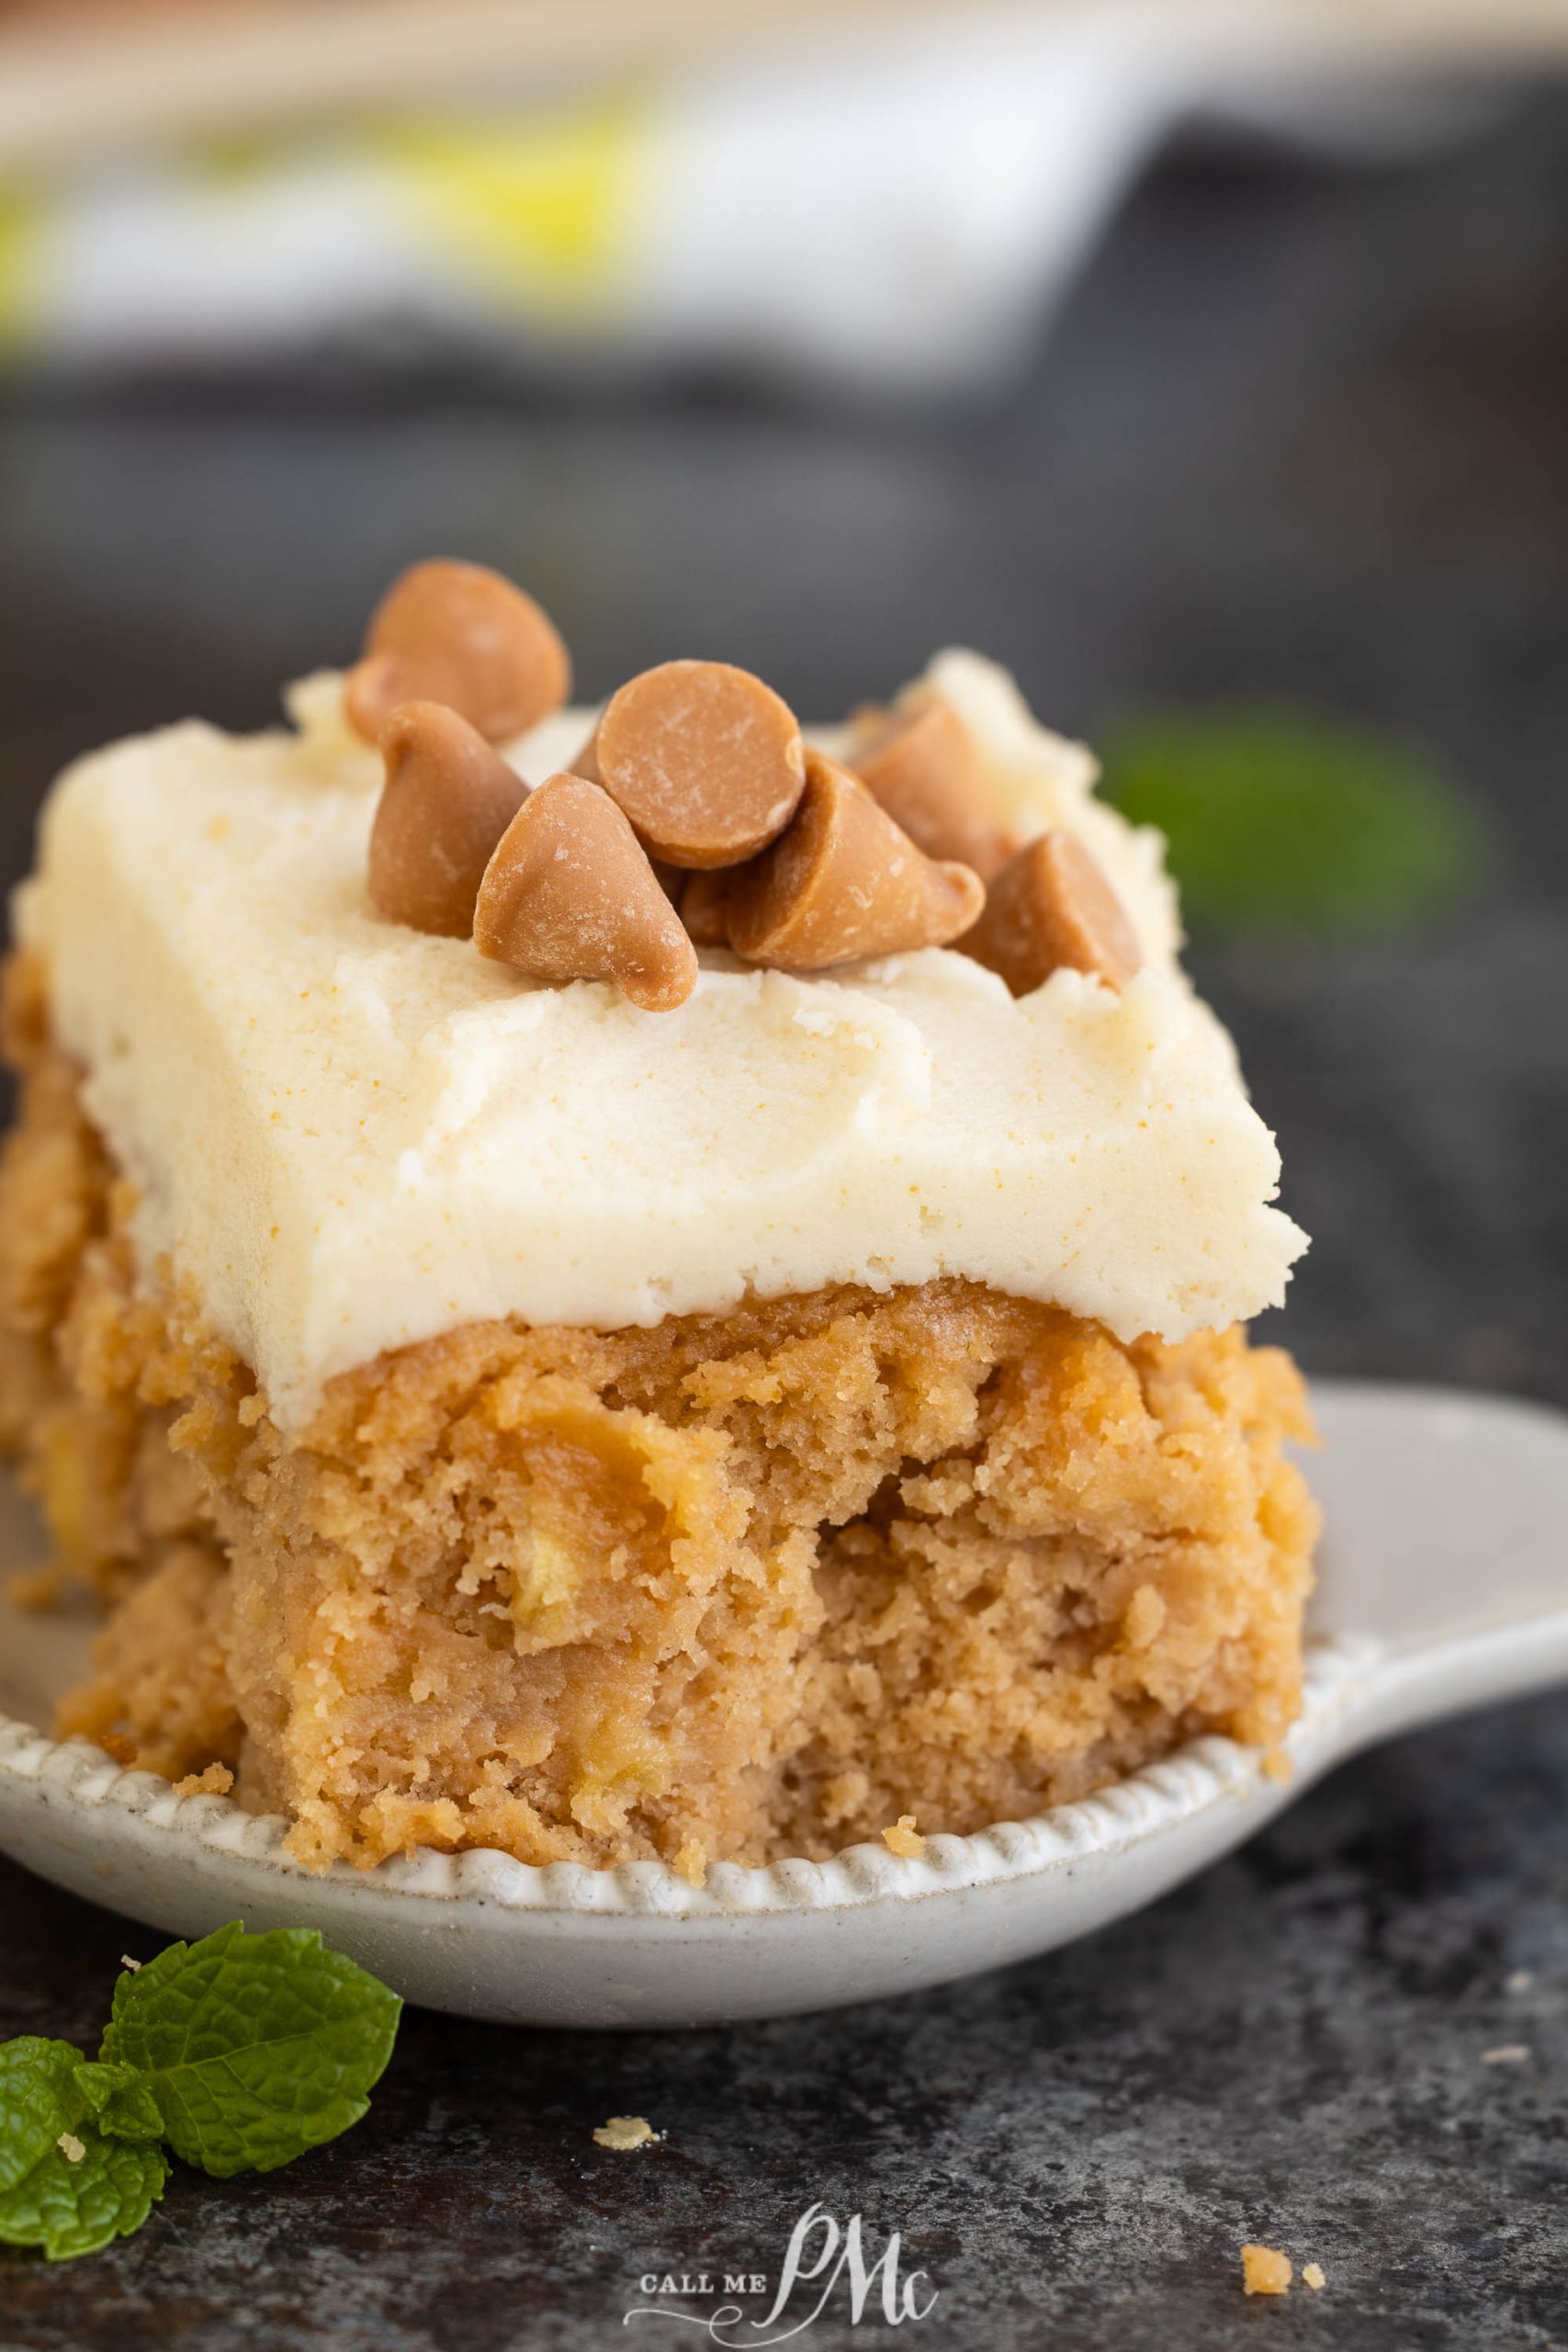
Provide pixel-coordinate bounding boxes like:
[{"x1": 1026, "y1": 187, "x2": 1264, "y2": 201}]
[
  {"x1": 2, "y1": 1379, "x2": 1565, "y2": 2029},
  {"x1": 0, "y1": 4, "x2": 1516, "y2": 393}
]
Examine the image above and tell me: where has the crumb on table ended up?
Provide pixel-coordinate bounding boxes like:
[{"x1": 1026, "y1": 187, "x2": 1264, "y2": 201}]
[
  {"x1": 1302, "y1": 2262, "x2": 1325, "y2": 2291},
  {"x1": 592, "y1": 2116, "x2": 661, "y2": 2152},
  {"x1": 172, "y1": 1761, "x2": 235, "y2": 1798},
  {"x1": 1242, "y1": 2244, "x2": 1293, "y2": 2297},
  {"x1": 883, "y1": 1815, "x2": 927, "y2": 1860}
]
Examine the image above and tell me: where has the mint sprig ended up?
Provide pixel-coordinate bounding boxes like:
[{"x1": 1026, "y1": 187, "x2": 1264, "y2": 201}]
[
  {"x1": 0, "y1": 2040, "x2": 87, "y2": 2196},
  {"x1": 0, "y1": 2120, "x2": 167, "y2": 2264},
  {"x1": 99, "y1": 1921, "x2": 401, "y2": 2177},
  {"x1": 75, "y1": 2060, "x2": 164, "y2": 2145},
  {"x1": 0, "y1": 1925, "x2": 400, "y2": 2261},
  {"x1": 1100, "y1": 704, "x2": 1483, "y2": 939},
  {"x1": 0, "y1": 2040, "x2": 166, "y2": 2260}
]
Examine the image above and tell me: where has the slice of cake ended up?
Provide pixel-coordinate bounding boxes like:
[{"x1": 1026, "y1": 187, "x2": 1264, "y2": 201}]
[{"x1": 0, "y1": 561, "x2": 1315, "y2": 1878}]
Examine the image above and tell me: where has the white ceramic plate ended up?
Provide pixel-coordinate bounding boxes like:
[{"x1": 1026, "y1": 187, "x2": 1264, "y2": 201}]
[{"x1": 3, "y1": 1379, "x2": 1566, "y2": 2028}]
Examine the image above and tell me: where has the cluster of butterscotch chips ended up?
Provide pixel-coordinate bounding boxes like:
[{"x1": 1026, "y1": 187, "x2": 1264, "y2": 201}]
[{"x1": 347, "y1": 559, "x2": 1145, "y2": 1012}]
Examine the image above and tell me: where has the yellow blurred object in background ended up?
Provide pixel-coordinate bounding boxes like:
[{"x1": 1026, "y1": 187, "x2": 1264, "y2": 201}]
[{"x1": 380, "y1": 91, "x2": 647, "y2": 322}]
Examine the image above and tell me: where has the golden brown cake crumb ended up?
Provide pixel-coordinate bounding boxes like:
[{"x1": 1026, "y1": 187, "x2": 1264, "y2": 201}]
[
  {"x1": 882, "y1": 1815, "x2": 927, "y2": 1860},
  {"x1": 1302, "y1": 2262, "x2": 1326, "y2": 2291},
  {"x1": 671, "y1": 1840, "x2": 710, "y2": 1889},
  {"x1": 0, "y1": 949, "x2": 1317, "y2": 1878},
  {"x1": 1242, "y1": 2245, "x2": 1293, "y2": 2297},
  {"x1": 6, "y1": 1560, "x2": 65, "y2": 1611},
  {"x1": 592, "y1": 2116, "x2": 660, "y2": 2152},
  {"x1": 172, "y1": 1762, "x2": 235, "y2": 1799}
]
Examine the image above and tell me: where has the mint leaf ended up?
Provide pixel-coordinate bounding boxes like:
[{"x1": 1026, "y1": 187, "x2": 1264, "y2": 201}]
[
  {"x1": 1100, "y1": 705, "x2": 1483, "y2": 939},
  {"x1": 0, "y1": 2130, "x2": 166, "y2": 2262},
  {"x1": 98, "y1": 1922, "x2": 401, "y2": 2177},
  {"x1": 74, "y1": 2060, "x2": 164, "y2": 2144},
  {"x1": 0, "y1": 2041, "x2": 93, "y2": 2195},
  {"x1": 0, "y1": 2041, "x2": 167, "y2": 2261},
  {"x1": 0, "y1": 1925, "x2": 400, "y2": 2260}
]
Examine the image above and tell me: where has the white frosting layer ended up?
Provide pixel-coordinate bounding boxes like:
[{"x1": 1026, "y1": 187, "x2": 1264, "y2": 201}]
[{"x1": 17, "y1": 651, "x2": 1306, "y2": 1429}]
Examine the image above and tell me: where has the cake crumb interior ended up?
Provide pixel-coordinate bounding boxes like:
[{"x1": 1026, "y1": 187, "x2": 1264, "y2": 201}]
[{"x1": 0, "y1": 949, "x2": 1317, "y2": 1875}]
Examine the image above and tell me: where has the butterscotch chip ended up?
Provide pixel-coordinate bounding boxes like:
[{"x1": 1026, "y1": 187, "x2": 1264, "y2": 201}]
[
  {"x1": 344, "y1": 559, "x2": 571, "y2": 744},
  {"x1": 370, "y1": 703, "x2": 530, "y2": 937},
  {"x1": 589, "y1": 660, "x2": 806, "y2": 868},
  {"x1": 727, "y1": 751, "x2": 984, "y2": 972},
  {"x1": 569, "y1": 733, "x2": 683, "y2": 914},
  {"x1": 959, "y1": 828, "x2": 1143, "y2": 997},
  {"x1": 567, "y1": 728, "x2": 602, "y2": 784},
  {"x1": 679, "y1": 868, "x2": 733, "y2": 948},
  {"x1": 474, "y1": 774, "x2": 697, "y2": 1012},
  {"x1": 851, "y1": 695, "x2": 1012, "y2": 880}
]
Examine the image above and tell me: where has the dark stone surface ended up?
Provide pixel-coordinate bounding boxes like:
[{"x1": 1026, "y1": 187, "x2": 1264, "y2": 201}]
[{"x1": 2, "y1": 82, "x2": 1567, "y2": 2350}]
